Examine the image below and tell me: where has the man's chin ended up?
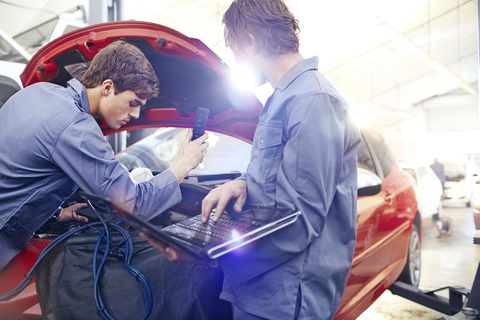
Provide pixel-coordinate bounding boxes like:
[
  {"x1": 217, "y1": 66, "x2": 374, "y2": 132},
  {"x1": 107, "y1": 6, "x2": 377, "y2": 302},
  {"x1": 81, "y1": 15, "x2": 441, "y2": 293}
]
[
  {"x1": 254, "y1": 75, "x2": 267, "y2": 86},
  {"x1": 107, "y1": 122, "x2": 122, "y2": 130}
]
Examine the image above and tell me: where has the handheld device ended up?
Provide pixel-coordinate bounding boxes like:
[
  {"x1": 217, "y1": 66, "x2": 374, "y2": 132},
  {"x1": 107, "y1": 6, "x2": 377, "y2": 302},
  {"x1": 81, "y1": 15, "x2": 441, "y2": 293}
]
[{"x1": 192, "y1": 107, "x2": 210, "y2": 140}]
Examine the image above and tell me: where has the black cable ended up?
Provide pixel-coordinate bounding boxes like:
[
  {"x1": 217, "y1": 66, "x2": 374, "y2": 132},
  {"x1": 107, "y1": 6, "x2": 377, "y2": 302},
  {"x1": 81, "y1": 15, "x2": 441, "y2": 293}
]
[{"x1": 0, "y1": 223, "x2": 90, "y2": 301}]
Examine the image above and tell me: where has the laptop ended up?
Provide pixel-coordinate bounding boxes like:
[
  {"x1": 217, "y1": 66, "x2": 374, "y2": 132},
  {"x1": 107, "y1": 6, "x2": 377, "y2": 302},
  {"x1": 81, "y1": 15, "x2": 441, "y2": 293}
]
[
  {"x1": 126, "y1": 206, "x2": 301, "y2": 261},
  {"x1": 78, "y1": 191, "x2": 301, "y2": 261}
]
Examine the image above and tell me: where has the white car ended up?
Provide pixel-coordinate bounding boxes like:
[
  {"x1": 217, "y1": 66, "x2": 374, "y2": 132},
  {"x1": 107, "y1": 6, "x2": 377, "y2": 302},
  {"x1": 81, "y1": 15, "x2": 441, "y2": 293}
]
[
  {"x1": 0, "y1": 7, "x2": 88, "y2": 107},
  {"x1": 399, "y1": 162, "x2": 443, "y2": 219},
  {"x1": 12, "y1": 9, "x2": 88, "y2": 56},
  {"x1": 0, "y1": 28, "x2": 30, "y2": 107},
  {"x1": 442, "y1": 160, "x2": 479, "y2": 206}
]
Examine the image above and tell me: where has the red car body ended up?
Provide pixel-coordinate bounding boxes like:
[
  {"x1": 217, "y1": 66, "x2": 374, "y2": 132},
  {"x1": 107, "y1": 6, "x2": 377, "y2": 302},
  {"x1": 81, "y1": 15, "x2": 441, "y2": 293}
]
[
  {"x1": 0, "y1": 21, "x2": 420, "y2": 320},
  {"x1": 472, "y1": 181, "x2": 480, "y2": 229}
]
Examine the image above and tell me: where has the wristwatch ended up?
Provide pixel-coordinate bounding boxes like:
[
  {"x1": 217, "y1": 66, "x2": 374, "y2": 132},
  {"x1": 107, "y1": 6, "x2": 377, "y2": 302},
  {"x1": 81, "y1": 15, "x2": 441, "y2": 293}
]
[{"x1": 52, "y1": 206, "x2": 62, "y2": 221}]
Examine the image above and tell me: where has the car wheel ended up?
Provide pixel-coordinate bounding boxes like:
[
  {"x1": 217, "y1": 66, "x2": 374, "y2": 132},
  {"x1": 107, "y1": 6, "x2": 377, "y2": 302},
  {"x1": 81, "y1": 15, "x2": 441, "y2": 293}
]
[{"x1": 398, "y1": 224, "x2": 421, "y2": 287}]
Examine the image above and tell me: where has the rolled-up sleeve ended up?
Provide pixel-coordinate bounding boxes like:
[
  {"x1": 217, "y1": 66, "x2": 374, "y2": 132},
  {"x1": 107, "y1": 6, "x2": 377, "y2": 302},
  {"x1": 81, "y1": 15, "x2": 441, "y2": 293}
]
[{"x1": 52, "y1": 116, "x2": 181, "y2": 220}]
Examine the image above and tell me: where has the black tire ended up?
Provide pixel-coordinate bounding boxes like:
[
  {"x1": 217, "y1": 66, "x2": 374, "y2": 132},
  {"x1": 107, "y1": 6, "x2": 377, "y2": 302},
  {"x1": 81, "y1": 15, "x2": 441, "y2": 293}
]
[{"x1": 398, "y1": 224, "x2": 421, "y2": 287}]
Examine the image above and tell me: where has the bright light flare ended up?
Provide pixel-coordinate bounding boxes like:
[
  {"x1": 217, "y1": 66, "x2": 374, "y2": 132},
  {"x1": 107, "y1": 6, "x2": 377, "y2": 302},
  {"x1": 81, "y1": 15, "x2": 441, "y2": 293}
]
[
  {"x1": 231, "y1": 66, "x2": 258, "y2": 90},
  {"x1": 205, "y1": 132, "x2": 219, "y2": 148},
  {"x1": 231, "y1": 229, "x2": 243, "y2": 242},
  {"x1": 350, "y1": 104, "x2": 374, "y2": 127}
]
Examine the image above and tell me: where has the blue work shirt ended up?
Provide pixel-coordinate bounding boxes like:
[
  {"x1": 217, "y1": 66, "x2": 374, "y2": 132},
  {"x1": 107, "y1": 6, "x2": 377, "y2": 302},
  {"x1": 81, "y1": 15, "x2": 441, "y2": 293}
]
[
  {"x1": 219, "y1": 57, "x2": 361, "y2": 320},
  {"x1": 0, "y1": 79, "x2": 181, "y2": 270}
]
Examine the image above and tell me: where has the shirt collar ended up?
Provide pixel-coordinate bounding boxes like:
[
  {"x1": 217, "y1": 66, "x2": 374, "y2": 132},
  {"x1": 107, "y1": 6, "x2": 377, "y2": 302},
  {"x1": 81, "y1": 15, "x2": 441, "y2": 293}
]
[
  {"x1": 276, "y1": 56, "x2": 319, "y2": 92},
  {"x1": 67, "y1": 78, "x2": 90, "y2": 114}
]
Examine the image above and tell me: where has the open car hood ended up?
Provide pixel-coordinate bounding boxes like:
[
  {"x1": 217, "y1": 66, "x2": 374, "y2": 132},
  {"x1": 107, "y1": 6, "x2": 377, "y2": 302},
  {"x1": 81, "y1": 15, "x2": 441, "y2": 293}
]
[{"x1": 20, "y1": 21, "x2": 262, "y2": 143}]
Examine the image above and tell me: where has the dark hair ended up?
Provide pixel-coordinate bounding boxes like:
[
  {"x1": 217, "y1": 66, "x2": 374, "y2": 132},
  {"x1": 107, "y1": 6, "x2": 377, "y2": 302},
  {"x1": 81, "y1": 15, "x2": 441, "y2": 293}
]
[
  {"x1": 81, "y1": 40, "x2": 159, "y2": 100},
  {"x1": 222, "y1": 0, "x2": 300, "y2": 57}
]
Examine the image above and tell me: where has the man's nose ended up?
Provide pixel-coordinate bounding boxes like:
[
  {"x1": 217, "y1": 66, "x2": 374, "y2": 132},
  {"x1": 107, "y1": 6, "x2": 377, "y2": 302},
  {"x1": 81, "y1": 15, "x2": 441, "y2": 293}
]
[{"x1": 130, "y1": 106, "x2": 141, "y2": 119}]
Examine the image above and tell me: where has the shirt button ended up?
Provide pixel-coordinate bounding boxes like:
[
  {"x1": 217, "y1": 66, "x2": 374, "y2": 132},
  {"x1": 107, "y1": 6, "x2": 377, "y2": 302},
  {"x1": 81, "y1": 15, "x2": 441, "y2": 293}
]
[{"x1": 260, "y1": 140, "x2": 264, "y2": 144}]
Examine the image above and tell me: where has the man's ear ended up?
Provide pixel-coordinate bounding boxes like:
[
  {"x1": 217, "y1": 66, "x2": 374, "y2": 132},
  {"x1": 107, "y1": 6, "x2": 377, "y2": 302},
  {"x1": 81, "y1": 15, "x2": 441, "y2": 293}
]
[
  {"x1": 248, "y1": 33, "x2": 257, "y2": 54},
  {"x1": 102, "y1": 79, "x2": 114, "y2": 97}
]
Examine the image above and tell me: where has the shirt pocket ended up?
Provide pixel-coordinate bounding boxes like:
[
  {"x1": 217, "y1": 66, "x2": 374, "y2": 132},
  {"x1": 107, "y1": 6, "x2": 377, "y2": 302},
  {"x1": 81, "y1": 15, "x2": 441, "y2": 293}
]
[{"x1": 256, "y1": 125, "x2": 284, "y2": 193}]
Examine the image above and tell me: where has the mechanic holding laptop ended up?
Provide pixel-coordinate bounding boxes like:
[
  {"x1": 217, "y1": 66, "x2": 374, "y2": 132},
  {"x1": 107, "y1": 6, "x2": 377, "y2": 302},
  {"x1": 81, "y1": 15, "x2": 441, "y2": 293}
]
[
  {"x1": 0, "y1": 40, "x2": 208, "y2": 271},
  {"x1": 141, "y1": 0, "x2": 361, "y2": 319}
]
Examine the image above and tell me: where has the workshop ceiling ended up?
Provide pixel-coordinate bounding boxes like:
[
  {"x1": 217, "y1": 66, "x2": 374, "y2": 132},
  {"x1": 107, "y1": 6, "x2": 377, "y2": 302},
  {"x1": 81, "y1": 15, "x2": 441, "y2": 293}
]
[{"x1": 0, "y1": 0, "x2": 477, "y2": 126}]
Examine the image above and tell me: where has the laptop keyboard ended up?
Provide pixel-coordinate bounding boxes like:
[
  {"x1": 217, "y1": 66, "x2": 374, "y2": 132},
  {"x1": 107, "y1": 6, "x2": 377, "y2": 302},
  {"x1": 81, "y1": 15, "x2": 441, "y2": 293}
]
[{"x1": 175, "y1": 214, "x2": 258, "y2": 240}]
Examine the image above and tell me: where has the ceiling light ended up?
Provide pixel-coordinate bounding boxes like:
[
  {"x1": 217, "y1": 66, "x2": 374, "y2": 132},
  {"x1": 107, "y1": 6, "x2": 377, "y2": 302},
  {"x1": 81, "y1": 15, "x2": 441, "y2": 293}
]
[{"x1": 377, "y1": 17, "x2": 477, "y2": 96}]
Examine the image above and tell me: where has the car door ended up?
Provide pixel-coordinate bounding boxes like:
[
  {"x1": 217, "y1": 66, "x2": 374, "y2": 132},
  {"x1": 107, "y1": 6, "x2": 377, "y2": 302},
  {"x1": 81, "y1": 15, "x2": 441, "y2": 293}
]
[
  {"x1": 336, "y1": 128, "x2": 398, "y2": 317},
  {"x1": 366, "y1": 130, "x2": 415, "y2": 269}
]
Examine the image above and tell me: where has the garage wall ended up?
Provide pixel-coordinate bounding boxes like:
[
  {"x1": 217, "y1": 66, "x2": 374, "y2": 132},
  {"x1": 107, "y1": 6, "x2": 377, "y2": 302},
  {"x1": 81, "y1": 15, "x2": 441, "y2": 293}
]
[
  {"x1": 426, "y1": 104, "x2": 479, "y2": 133},
  {"x1": 422, "y1": 93, "x2": 480, "y2": 165},
  {"x1": 373, "y1": 91, "x2": 480, "y2": 167},
  {"x1": 372, "y1": 108, "x2": 428, "y2": 164}
]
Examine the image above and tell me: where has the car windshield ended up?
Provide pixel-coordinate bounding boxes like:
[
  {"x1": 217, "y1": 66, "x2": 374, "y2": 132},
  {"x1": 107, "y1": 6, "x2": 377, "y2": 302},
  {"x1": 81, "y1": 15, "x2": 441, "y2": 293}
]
[
  {"x1": 13, "y1": 17, "x2": 59, "y2": 54},
  {"x1": 0, "y1": 33, "x2": 28, "y2": 63},
  {"x1": 444, "y1": 162, "x2": 467, "y2": 181},
  {"x1": 115, "y1": 128, "x2": 252, "y2": 176},
  {"x1": 403, "y1": 168, "x2": 417, "y2": 182}
]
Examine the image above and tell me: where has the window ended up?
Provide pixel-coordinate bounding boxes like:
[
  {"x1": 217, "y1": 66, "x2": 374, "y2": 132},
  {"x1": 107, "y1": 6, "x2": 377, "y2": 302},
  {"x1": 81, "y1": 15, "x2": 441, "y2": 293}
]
[
  {"x1": 403, "y1": 168, "x2": 417, "y2": 183},
  {"x1": 63, "y1": 25, "x2": 80, "y2": 36},
  {"x1": 116, "y1": 128, "x2": 251, "y2": 175},
  {"x1": 0, "y1": 36, "x2": 28, "y2": 63},
  {"x1": 363, "y1": 129, "x2": 392, "y2": 177},
  {"x1": 13, "y1": 18, "x2": 59, "y2": 54},
  {"x1": 418, "y1": 166, "x2": 427, "y2": 180},
  {"x1": 356, "y1": 137, "x2": 376, "y2": 174}
]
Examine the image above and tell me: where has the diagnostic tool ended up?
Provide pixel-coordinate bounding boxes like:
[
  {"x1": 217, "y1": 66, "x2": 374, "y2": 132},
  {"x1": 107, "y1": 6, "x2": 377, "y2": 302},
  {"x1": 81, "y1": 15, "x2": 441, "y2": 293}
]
[{"x1": 192, "y1": 107, "x2": 209, "y2": 140}]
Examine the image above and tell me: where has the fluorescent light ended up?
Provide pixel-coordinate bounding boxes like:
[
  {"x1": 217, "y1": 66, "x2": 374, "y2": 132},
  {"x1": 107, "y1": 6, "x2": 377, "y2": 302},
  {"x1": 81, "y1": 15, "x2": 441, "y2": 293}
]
[{"x1": 377, "y1": 17, "x2": 477, "y2": 96}]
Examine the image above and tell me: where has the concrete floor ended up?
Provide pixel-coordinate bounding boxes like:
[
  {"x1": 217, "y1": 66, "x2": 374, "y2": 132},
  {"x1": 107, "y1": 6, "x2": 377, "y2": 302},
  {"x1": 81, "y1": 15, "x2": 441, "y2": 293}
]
[{"x1": 358, "y1": 205, "x2": 480, "y2": 320}]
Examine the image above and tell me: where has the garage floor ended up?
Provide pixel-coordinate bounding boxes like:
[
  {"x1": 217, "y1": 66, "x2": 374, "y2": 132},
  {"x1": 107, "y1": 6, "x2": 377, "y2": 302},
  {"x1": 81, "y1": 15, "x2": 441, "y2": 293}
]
[{"x1": 358, "y1": 205, "x2": 480, "y2": 320}]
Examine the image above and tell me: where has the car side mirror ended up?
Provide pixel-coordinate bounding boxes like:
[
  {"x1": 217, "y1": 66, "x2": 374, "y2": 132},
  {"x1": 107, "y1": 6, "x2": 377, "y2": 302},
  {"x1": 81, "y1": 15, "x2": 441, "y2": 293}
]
[{"x1": 357, "y1": 168, "x2": 382, "y2": 197}]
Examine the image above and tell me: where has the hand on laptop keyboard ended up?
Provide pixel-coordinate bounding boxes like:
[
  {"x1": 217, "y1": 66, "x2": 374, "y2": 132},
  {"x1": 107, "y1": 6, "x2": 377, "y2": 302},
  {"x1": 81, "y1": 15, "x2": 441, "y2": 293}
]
[{"x1": 201, "y1": 179, "x2": 247, "y2": 223}]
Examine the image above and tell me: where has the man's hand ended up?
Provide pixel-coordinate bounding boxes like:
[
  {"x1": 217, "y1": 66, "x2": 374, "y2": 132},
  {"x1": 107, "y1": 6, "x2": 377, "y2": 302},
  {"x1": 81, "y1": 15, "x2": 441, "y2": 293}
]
[
  {"x1": 201, "y1": 179, "x2": 247, "y2": 223},
  {"x1": 57, "y1": 203, "x2": 89, "y2": 223},
  {"x1": 140, "y1": 230, "x2": 207, "y2": 265},
  {"x1": 169, "y1": 129, "x2": 209, "y2": 184}
]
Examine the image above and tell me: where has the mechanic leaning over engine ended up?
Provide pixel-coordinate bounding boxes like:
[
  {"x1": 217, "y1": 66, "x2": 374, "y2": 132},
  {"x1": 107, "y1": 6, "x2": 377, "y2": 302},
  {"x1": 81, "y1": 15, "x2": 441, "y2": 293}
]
[{"x1": 0, "y1": 40, "x2": 209, "y2": 271}]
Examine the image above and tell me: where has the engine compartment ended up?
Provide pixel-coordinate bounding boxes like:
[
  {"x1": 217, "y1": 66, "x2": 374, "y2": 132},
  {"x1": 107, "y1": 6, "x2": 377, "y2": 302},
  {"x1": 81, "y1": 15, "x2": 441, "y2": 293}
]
[{"x1": 34, "y1": 174, "x2": 239, "y2": 238}]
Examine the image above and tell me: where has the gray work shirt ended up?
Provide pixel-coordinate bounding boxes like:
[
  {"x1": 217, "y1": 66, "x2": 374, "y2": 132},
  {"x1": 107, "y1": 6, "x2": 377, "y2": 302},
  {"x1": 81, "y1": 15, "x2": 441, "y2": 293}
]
[
  {"x1": 219, "y1": 57, "x2": 361, "y2": 320},
  {"x1": 0, "y1": 79, "x2": 181, "y2": 270}
]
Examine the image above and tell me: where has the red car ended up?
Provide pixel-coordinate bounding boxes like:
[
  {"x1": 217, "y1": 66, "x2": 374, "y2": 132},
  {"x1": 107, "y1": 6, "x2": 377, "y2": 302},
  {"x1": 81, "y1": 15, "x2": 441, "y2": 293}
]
[
  {"x1": 0, "y1": 21, "x2": 420, "y2": 320},
  {"x1": 472, "y1": 181, "x2": 480, "y2": 229}
]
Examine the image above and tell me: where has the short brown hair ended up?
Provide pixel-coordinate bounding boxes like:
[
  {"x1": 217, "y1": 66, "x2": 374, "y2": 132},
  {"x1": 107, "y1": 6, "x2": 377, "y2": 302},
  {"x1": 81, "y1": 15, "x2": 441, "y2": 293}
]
[
  {"x1": 81, "y1": 40, "x2": 159, "y2": 100},
  {"x1": 222, "y1": 0, "x2": 300, "y2": 57}
]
